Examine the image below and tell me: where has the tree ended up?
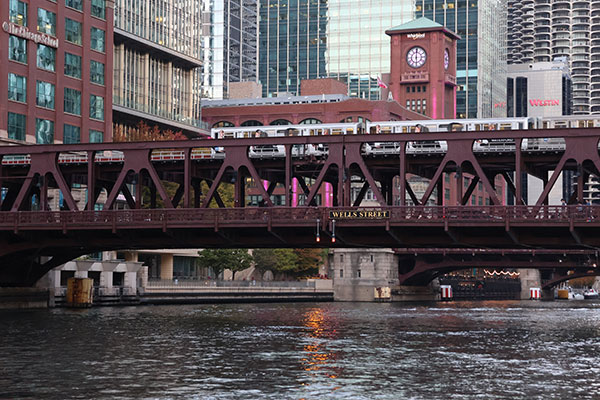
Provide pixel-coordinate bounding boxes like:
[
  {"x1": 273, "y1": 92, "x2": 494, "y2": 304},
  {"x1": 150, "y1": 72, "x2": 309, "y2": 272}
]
[
  {"x1": 293, "y1": 248, "x2": 324, "y2": 276},
  {"x1": 196, "y1": 249, "x2": 253, "y2": 279},
  {"x1": 113, "y1": 120, "x2": 186, "y2": 142},
  {"x1": 253, "y1": 248, "x2": 297, "y2": 273},
  {"x1": 253, "y1": 248, "x2": 323, "y2": 277}
]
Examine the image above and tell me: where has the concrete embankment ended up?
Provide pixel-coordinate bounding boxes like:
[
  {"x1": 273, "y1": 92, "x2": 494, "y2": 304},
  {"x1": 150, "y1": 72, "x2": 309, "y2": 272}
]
[{"x1": 140, "y1": 279, "x2": 334, "y2": 305}]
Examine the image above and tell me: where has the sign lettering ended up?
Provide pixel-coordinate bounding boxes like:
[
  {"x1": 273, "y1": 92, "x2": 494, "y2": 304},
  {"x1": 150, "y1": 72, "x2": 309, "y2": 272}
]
[
  {"x1": 406, "y1": 33, "x2": 426, "y2": 40},
  {"x1": 529, "y1": 99, "x2": 560, "y2": 107},
  {"x1": 329, "y1": 210, "x2": 390, "y2": 219},
  {"x1": 3, "y1": 21, "x2": 59, "y2": 48}
]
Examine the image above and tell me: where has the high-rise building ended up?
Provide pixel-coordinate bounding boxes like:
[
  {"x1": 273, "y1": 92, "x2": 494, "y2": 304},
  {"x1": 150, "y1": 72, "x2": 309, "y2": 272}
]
[
  {"x1": 113, "y1": 0, "x2": 204, "y2": 137},
  {"x1": 202, "y1": 0, "x2": 259, "y2": 99},
  {"x1": 416, "y1": 0, "x2": 507, "y2": 118},
  {"x1": 507, "y1": 0, "x2": 597, "y2": 114},
  {"x1": 258, "y1": 0, "x2": 414, "y2": 99},
  {"x1": 1, "y1": 0, "x2": 113, "y2": 143}
]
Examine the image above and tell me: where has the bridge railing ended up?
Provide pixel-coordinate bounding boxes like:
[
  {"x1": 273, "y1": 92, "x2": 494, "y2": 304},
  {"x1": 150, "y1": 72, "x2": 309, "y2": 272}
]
[
  {"x1": 146, "y1": 279, "x2": 317, "y2": 288},
  {"x1": 0, "y1": 206, "x2": 598, "y2": 230}
]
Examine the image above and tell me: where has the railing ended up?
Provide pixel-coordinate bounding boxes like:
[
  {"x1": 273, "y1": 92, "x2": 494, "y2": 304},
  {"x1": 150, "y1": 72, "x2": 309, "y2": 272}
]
[
  {"x1": 0, "y1": 206, "x2": 598, "y2": 230},
  {"x1": 146, "y1": 279, "x2": 317, "y2": 289}
]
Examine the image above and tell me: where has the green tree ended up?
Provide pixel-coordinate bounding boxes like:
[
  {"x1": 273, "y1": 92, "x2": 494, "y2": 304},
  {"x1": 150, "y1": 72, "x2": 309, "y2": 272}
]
[
  {"x1": 196, "y1": 249, "x2": 253, "y2": 279},
  {"x1": 253, "y1": 248, "x2": 323, "y2": 277},
  {"x1": 253, "y1": 248, "x2": 297, "y2": 273}
]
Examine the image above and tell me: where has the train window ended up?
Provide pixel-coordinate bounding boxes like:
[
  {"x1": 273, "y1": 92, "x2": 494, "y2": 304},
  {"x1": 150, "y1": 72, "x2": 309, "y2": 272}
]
[{"x1": 499, "y1": 123, "x2": 512, "y2": 130}]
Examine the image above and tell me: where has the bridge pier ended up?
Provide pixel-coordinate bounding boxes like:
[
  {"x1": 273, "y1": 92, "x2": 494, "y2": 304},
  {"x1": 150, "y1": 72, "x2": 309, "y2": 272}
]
[{"x1": 541, "y1": 288, "x2": 555, "y2": 301}]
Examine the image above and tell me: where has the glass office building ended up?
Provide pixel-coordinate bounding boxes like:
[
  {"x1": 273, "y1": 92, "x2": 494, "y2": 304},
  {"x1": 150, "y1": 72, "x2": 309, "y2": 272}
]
[
  {"x1": 113, "y1": 0, "x2": 204, "y2": 136},
  {"x1": 416, "y1": 0, "x2": 507, "y2": 118},
  {"x1": 258, "y1": 0, "x2": 414, "y2": 99},
  {"x1": 202, "y1": 0, "x2": 259, "y2": 99}
]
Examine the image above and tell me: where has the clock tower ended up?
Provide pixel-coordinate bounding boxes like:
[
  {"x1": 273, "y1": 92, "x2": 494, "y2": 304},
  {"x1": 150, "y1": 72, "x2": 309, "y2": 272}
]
[{"x1": 386, "y1": 17, "x2": 460, "y2": 119}]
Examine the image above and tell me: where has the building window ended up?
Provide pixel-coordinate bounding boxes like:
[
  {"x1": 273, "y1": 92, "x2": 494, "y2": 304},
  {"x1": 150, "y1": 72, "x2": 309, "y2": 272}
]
[
  {"x1": 36, "y1": 81, "x2": 55, "y2": 109},
  {"x1": 299, "y1": 118, "x2": 322, "y2": 124},
  {"x1": 37, "y1": 45, "x2": 56, "y2": 72},
  {"x1": 63, "y1": 124, "x2": 81, "y2": 144},
  {"x1": 370, "y1": 254, "x2": 374, "y2": 262},
  {"x1": 65, "y1": 53, "x2": 82, "y2": 79},
  {"x1": 357, "y1": 269, "x2": 361, "y2": 278},
  {"x1": 89, "y1": 129, "x2": 103, "y2": 143},
  {"x1": 65, "y1": 18, "x2": 82, "y2": 45},
  {"x1": 8, "y1": 73, "x2": 26, "y2": 103},
  {"x1": 35, "y1": 118, "x2": 54, "y2": 144},
  {"x1": 9, "y1": 35, "x2": 27, "y2": 63},
  {"x1": 7, "y1": 112, "x2": 26, "y2": 141},
  {"x1": 64, "y1": 87, "x2": 81, "y2": 115},
  {"x1": 65, "y1": 0, "x2": 83, "y2": 11},
  {"x1": 37, "y1": 9, "x2": 56, "y2": 36},
  {"x1": 212, "y1": 121, "x2": 234, "y2": 128},
  {"x1": 90, "y1": 95, "x2": 104, "y2": 120},
  {"x1": 9, "y1": 0, "x2": 27, "y2": 26},
  {"x1": 90, "y1": 28, "x2": 105, "y2": 52},
  {"x1": 340, "y1": 254, "x2": 344, "y2": 262},
  {"x1": 90, "y1": 60, "x2": 105, "y2": 85},
  {"x1": 91, "y1": 0, "x2": 106, "y2": 19},
  {"x1": 339, "y1": 269, "x2": 344, "y2": 278},
  {"x1": 406, "y1": 100, "x2": 410, "y2": 108}
]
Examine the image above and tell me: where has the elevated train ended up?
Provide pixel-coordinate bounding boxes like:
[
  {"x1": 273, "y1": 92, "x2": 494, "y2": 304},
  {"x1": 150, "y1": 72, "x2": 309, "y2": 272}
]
[
  {"x1": 211, "y1": 116, "x2": 600, "y2": 158},
  {"x1": 3, "y1": 116, "x2": 596, "y2": 166}
]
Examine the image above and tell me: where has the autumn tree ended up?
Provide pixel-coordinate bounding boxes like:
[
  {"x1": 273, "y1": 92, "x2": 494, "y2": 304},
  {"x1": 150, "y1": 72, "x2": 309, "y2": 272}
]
[
  {"x1": 113, "y1": 120, "x2": 187, "y2": 142},
  {"x1": 196, "y1": 249, "x2": 253, "y2": 280}
]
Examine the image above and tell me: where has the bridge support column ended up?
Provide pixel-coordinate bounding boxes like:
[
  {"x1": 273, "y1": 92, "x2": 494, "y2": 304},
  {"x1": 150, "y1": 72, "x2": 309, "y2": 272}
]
[
  {"x1": 519, "y1": 269, "x2": 541, "y2": 299},
  {"x1": 541, "y1": 288, "x2": 555, "y2": 301},
  {"x1": 160, "y1": 254, "x2": 174, "y2": 280}
]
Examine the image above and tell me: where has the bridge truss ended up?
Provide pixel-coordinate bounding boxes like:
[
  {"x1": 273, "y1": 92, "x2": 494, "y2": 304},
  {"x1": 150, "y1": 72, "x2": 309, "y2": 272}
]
[{"x1": 1, "y1": 127, "x2": 600, "y2": 286}]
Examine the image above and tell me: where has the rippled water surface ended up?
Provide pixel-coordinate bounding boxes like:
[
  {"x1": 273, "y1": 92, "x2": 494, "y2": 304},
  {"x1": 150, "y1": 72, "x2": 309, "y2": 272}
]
[{"x1": 2, "y1": 301, "x2": 600, "y2": 399}]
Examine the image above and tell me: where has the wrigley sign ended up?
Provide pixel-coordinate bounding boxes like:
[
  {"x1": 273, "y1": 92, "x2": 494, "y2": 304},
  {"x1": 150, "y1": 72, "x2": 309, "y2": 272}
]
[
  {"x1": 3, "y1": 21, "x2": 59, "y2": 48},
  {"x1": 329, "y1": 210, "x2": 390, "y2": 219}
]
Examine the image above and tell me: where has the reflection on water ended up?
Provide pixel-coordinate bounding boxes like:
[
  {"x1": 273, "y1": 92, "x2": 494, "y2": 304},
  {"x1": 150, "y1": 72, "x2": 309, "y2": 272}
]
[{"x1": 1, "y1": 301, "x2": 600, "y2": 399}]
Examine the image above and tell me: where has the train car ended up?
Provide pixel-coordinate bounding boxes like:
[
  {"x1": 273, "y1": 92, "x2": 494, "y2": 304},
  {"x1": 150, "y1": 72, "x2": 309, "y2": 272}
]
[
  {"x1": 364, "y1": 118, "x2": 534, "y2": 155},
  {"x1": 210, "y1": 122, "x2": 363, "y2": 158}
]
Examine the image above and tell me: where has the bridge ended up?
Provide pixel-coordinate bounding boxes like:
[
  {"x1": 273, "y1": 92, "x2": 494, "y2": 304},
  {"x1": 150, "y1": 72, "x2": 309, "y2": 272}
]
[{"x1": 1, "y1": 126, "x2": 600, "y2": 287}]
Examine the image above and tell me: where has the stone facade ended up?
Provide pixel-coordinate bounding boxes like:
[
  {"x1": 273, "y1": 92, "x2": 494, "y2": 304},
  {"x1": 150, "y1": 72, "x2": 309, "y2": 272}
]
[{"x1": 328, "y1": 248, "x2": 398, "y2": 302}]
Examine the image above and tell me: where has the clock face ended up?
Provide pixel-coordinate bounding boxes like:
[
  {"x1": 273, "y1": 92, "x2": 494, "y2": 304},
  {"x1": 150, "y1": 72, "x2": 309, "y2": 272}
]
[
  {"x1": 406, "y1": 46, "x2": 427, "y2": 68},
  {"x1": 444, "y1": 49, "x2": 449, "y2": 70}
]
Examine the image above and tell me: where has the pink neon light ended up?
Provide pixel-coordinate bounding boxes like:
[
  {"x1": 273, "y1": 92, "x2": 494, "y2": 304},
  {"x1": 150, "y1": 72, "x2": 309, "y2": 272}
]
[
  {"x1": 432, "y1": 88, "x2": 437, "y2": 119},
  {"x1": 292, "y1": 178, "x2": 298, "y2": 207},
  {"x1": 325, "y1": 183, "x2": 332, "y2": 207},
  {"x1": 453, "y1": 86, "x2": 457, "y2": 118}
]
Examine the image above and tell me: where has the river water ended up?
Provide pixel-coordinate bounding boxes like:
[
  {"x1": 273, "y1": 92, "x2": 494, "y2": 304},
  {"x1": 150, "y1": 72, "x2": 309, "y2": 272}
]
[{"x1": 1, "y1": 301, "x2": 600, "y2": 400}]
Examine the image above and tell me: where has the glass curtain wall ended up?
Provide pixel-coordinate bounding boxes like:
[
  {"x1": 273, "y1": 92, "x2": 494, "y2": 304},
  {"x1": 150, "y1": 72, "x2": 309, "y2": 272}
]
[{"x1": 417, "y1": 0, "x2": 507, "y2": 118}]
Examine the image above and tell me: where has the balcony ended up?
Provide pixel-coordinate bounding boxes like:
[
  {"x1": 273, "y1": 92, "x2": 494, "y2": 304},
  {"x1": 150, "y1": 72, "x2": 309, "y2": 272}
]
[
  {"x1": 113, "y1": 95, "x2": 209, "y2": 137},
  {"x1": 114, "y1": 28, "x2": 202, "y2": 70}
]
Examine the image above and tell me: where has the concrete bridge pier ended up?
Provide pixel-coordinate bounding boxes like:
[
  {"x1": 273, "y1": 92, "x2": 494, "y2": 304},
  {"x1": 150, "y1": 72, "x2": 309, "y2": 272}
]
[{"x1": 541, "y1": 288, "x2": 555, "y2": 301}]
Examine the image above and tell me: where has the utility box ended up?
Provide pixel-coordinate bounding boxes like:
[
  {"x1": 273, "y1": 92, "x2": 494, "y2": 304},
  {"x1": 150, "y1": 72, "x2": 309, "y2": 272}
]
[{"x1": 66, "y1": 278, "x2": 93, "y2": 308}]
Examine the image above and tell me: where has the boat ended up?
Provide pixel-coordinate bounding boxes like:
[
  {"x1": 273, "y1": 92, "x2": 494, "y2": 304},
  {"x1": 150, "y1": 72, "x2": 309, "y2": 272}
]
[{"x1": 583, "y1": 288, "x2": 599, "y2": 300}]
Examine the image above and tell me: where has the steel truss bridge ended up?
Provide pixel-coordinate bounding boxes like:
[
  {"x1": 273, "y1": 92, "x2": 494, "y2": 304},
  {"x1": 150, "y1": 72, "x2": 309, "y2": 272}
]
[{"x1": 1, "y1": 126, "x2": 600, "y2": 287}]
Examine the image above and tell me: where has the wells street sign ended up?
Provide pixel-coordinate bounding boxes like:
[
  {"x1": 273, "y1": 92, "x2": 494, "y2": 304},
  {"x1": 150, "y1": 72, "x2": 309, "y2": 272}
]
[{"x1": 329, "y1": 210, "x2": 390, "y2": 219}]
